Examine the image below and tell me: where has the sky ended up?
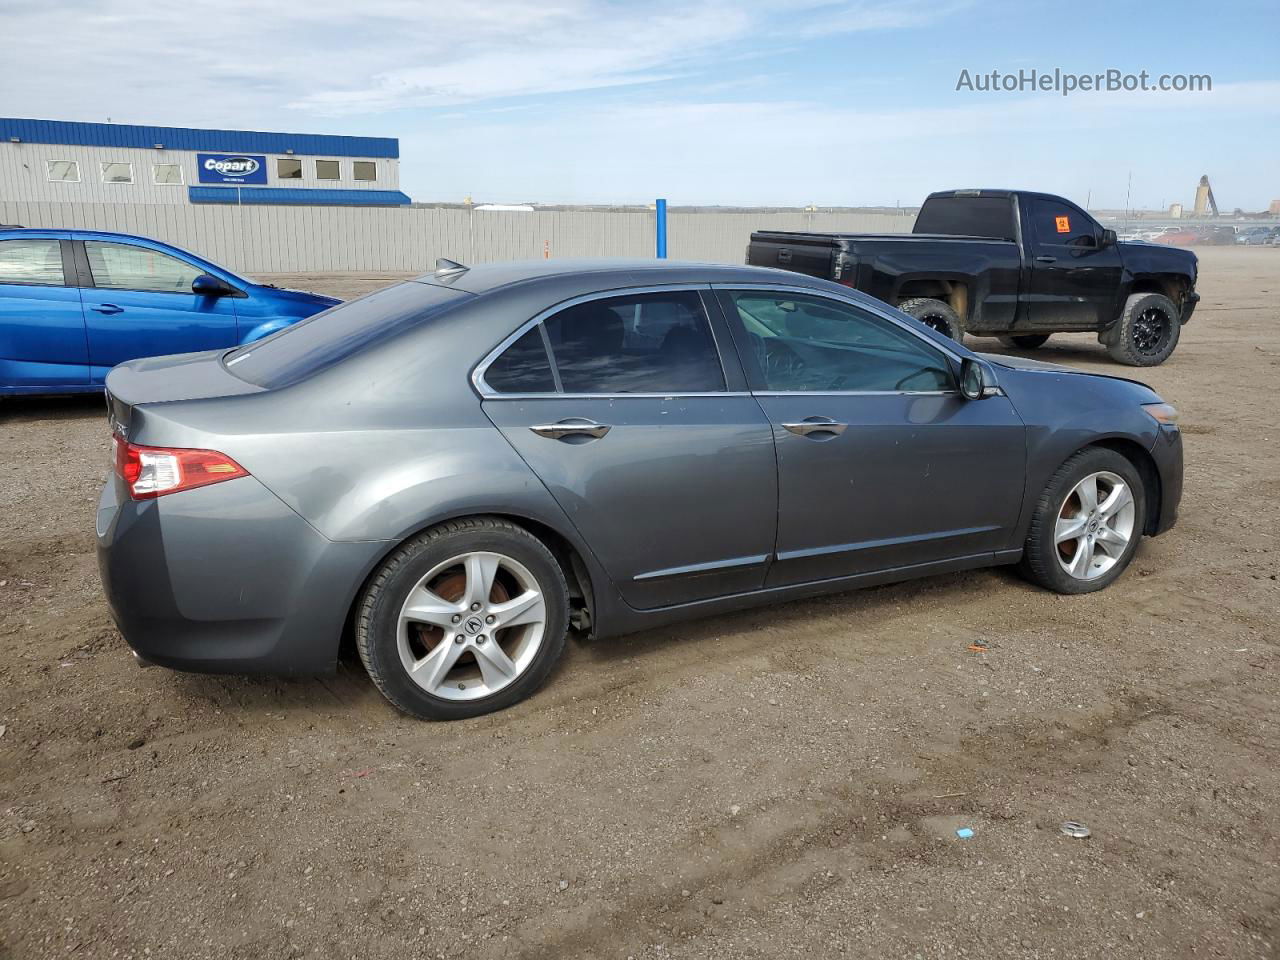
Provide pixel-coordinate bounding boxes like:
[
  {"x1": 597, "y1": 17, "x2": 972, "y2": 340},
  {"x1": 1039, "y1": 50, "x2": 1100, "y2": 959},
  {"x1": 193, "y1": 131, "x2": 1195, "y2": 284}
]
[{"x1": 3, "y1": 0, "x2": 1278, "y2": 210}]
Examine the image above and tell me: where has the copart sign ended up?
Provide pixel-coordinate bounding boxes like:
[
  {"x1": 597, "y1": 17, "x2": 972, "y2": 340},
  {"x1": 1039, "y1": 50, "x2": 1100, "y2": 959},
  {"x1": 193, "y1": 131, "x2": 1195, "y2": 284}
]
[{"x1": 197, "y1": 154, "x2": 268, "y2": 184}]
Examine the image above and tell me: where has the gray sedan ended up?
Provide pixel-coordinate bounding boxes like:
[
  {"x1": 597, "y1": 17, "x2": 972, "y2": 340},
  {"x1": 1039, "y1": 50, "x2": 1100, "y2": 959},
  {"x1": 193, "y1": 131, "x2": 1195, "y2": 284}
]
[{"x1": 96, "y1": 259, "x2": 1183, "y2": 719}]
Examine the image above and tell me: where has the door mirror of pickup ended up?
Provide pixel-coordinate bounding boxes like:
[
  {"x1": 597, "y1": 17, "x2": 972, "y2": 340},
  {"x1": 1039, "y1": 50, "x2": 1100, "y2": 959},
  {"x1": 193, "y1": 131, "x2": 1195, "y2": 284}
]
[
  {"x1": 1100, "y1": 228, "x2": 1118, "y2": 248},
  {"x1": 191, "y1": 273, "x2": 235, "y2": 297},
  {"x1": 959, "y1": 357, "x2": 986, "y2": 400}
]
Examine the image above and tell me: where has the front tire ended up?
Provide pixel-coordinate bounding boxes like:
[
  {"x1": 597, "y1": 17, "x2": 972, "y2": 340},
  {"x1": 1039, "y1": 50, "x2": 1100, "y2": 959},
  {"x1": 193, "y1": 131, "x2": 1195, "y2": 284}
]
[
  {"x1": 1105, "y1": 293, "x2": 1181, "y2": 366},
  {"x1": 898, "y1": 297, "x2": 965, "y2": 344},
  {"x1": 355, "y1": 517, "x2": 569, "y2": 720},
  {"x1": 1017, "y1": 447, "x2": 1146, "y2": 595},
  {"x1": 997, "y1": 334, "x2": 1050, "y2": 350}
]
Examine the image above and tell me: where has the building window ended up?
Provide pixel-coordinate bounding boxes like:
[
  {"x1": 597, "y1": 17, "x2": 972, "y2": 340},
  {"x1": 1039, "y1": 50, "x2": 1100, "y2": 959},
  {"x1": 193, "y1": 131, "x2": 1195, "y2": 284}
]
[
  {"x1": 315, "y1": 159, "x2": 340, "y2": 180},
  {"x1": 153, "y1": 163, "x2": 184, "y2": 185},
  {"x1": 353, "y1": 160, "x2": 376, "y2": 182},
  {"x1": 277, "y1": 158, "x2": 302, "y2": 180},
  {"x1": 46, "y1": 160, "x2": 80, "y2": 183},
  {"x1": 101, "y1": 162, "x2": 134, "y2": 184}
]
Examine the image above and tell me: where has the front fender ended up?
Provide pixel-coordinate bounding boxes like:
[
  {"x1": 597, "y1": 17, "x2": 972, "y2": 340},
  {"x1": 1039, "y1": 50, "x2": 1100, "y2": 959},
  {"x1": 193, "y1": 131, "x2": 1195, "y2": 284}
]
[{"x1": 239, "y1": 317, "x2": 302, "y2": 344}]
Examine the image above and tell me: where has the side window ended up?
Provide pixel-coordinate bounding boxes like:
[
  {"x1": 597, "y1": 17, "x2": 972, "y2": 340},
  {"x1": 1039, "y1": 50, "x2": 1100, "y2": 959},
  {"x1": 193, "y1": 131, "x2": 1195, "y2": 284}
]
[
  {"x1": 484, "y1": 327, "x2": 556, "y2": 393},
  {"x1": 1030, "y1": 200, "x2": 1098, "y2": 248},
  {"x1": 543, "y1": 291, "x2": 725, "y2": 393},
  {"x1": 0, "y1": 239, "x2": 66, "y2": 286},
  {"x1": 84, "y1": 241, "x2": 204, "y2": 293},
  {"x1": 730, "y1": 291, "x2": 953, "y2": 393}
]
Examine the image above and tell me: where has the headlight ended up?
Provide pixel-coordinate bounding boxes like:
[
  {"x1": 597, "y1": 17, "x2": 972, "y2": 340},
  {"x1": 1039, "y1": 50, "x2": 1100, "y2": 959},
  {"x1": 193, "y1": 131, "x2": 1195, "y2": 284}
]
[{"x1": 1142, "y1": 402, "x2": 1179, "y2": 426}]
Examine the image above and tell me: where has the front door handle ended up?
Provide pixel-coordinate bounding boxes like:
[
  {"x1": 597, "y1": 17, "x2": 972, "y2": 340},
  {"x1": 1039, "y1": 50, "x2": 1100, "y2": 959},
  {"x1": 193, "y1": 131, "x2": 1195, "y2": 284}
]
[
  {"x1": 91, "y1": 304, "x2": 123, "y2": 314},
  {"x1": 781, "y1": 418, "x2": 847, "y2": 437},
  {"x1": 530, "y1": 418, "x2": 611, "y2": 440},
  {"x1": 1034, "y1": 255, "x2": 1056, "y2": 263}
]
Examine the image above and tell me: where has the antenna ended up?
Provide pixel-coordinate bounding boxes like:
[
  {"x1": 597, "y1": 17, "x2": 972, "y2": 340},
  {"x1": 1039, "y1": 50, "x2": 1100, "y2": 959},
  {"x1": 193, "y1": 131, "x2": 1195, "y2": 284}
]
[{"x1": 434, "y1": 258, "x2": 468, "y2": 277}]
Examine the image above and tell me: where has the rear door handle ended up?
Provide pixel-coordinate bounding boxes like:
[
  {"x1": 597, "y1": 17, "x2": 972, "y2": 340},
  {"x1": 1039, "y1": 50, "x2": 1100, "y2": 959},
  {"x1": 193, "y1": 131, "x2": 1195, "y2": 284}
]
[
  {"x1": 530, "y1": 418, "x2": 611, "y2": 440},
  {"x1": 781, "y1": 418, "x2": 847, "y2": 437},
  {"x1": 1034, "y1": 256, "x2": 1056, "y2": 263},
  {"x1": 91, "y1": 304, "x2": 123, "y2": 314}
]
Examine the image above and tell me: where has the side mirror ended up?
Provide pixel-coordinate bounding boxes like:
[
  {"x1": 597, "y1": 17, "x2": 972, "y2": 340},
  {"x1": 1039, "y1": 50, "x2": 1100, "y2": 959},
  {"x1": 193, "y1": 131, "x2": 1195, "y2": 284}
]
[
  {"x1": 959, "y1": 357, "x2": 986, "y2": 400},
  {"x1": 191, "y1": 273, "x2": 232, "y2": 296},
  {"x1": 1100, "y1": 228, "x2": 1117, "y2": 248}
]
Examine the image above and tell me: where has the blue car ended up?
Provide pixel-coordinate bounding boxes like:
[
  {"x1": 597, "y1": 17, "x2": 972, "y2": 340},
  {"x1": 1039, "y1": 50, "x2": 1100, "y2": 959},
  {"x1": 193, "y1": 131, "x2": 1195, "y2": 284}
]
[{"x1": 0, "y1": 228, "x2": 340, "y2": 395}]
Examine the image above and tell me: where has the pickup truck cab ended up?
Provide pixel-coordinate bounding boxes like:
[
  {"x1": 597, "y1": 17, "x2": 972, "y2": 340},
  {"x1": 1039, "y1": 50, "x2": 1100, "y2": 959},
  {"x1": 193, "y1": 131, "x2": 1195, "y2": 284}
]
[{"x1": 747, "y1": 189, "x2": 1199, "y2": 365}]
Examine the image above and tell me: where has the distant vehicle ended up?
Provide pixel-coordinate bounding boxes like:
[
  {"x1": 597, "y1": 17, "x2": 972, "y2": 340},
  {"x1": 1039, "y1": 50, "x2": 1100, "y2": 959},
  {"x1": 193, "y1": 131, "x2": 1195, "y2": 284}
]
[
  {"x1": 96, "y1": 259, "x2": 1183, "y2": 720},
  {"x1": 1150, "y1": 228, "x2": 1198, "y2": 246},
  {"x1": 1242, "y1": 227, "x2": 1280, "y2": 245},
  {"x1": 0, "y1": 229, "x2": 340, "y2": 396},
  {"x1": 747, "y1": 189, "x2": 1199, "y2": 366}
]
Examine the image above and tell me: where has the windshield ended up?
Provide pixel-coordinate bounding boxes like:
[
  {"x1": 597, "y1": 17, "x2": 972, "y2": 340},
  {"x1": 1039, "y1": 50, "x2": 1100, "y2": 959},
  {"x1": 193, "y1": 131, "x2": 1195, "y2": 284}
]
[{"x1": 224, "y1": 281, "x2": 471, "y2": 388}]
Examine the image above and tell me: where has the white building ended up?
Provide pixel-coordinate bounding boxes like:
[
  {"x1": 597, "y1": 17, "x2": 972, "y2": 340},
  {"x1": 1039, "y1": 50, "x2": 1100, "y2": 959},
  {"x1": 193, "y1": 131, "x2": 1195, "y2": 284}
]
[{"x1": 0, "y1": 118, "x2": 409, "y2": 207}]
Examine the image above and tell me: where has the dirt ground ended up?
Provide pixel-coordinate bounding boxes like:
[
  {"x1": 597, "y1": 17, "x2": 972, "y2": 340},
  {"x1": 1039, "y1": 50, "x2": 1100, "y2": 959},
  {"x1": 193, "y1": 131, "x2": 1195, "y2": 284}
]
[{"x1": 1, "y1": 248, "x2": 1277, "y2": 960}]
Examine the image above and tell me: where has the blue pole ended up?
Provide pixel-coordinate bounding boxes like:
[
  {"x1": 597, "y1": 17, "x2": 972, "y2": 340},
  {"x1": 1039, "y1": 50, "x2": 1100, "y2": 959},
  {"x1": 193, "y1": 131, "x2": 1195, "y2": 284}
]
[{"x1": 655, "y1": 198, "x2": 667, "y2": 259}]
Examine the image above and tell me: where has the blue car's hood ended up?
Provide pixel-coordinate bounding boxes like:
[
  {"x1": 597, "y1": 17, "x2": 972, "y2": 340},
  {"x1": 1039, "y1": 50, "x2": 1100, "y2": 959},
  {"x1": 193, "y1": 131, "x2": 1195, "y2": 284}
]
[{"x1": 252, "y1": 284, "x2": 341, "y2": 308}]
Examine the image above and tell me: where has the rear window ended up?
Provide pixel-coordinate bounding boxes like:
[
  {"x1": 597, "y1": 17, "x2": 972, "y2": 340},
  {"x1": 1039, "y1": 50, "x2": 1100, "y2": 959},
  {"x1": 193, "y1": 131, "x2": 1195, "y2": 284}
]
[
  {"x1": 913, "y1": 196, "x2": 1016, "y2": 241},
  {"x1": 224, "y1": 282, "x2": 470, "y2": 388}
]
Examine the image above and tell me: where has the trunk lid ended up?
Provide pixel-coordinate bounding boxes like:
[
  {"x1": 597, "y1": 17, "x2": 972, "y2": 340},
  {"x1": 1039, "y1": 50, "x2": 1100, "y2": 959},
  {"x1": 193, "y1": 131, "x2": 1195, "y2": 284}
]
[{"x1": 105, "y1": 349, "x2": 262, "y2": 439}]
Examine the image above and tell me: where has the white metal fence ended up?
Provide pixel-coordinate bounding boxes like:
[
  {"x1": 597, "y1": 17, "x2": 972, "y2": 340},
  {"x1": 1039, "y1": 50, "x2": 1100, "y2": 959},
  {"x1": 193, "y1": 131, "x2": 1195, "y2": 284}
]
[{"x1": 0, "y1": 200, "x2": 914, "y2": 274}]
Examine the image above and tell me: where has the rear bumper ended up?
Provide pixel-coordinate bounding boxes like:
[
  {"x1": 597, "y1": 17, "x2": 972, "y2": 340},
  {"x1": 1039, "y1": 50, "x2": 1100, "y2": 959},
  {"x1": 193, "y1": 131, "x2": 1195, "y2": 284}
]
[
  {"x1": 96, "y1": 474, "x2": 387, "y2": 675},
  {"x1": 1180, "y1": 291, "x2": 1200, "y2": 324},
  {"x1": 1149, "y1": 424, "x2": 1184, "y2": 536}
]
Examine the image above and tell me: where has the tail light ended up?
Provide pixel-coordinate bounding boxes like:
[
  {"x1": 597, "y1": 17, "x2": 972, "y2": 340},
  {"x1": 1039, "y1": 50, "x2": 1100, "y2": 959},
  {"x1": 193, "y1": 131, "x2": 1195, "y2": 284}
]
[{"x1": 113, "y1": 438, "x2": 248, "y2": 500}]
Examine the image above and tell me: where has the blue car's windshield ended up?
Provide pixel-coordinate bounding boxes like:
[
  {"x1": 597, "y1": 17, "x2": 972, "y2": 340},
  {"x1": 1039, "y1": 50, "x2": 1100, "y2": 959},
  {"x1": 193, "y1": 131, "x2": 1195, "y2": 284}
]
[{"x1": 223, "y1": 281, "x2": 471, "y2": 388}]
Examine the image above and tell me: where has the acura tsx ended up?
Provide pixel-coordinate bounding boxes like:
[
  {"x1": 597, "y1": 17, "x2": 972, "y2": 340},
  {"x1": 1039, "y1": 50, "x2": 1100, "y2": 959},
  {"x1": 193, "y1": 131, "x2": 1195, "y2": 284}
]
[{"x1": 96, "y1": 259, "x2": 1183, "y2": 719}]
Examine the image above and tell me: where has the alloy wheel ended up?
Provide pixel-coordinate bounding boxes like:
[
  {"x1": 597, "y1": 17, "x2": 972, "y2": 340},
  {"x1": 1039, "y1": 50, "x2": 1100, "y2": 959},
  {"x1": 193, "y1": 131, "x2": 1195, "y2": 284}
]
[
  {"x1": 1055, "y1": 471, "x2": 1136, "y2": 580},
  {"x1": 397, "y1": 551, "x2": 547, "y2": 700},
  {"x1": 1132, "y1": 306, "x2": 1171, "y2": 355}
]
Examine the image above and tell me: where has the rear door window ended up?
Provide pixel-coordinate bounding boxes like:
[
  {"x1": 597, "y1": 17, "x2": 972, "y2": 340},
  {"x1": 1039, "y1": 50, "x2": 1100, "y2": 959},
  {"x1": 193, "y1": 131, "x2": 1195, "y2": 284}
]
[
  {"x1": 0, "y1": 238, "x2": 66, "y2": 286},
  {"x1": 541, "y1": 291, "x2": 725, "y2": 394},
  {"x1": 224, "y1": 282, "x2": 470, "y2": 388},
  {"x1": 484, "y1": 327, "x2": 556, "y2": 393}
]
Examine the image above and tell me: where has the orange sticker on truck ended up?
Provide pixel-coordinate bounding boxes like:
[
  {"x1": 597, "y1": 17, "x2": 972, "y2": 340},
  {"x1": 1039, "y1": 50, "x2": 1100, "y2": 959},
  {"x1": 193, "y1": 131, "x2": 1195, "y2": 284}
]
[{"x1": 1055, "y1": 216, "x2": 1071, "y2": 233}]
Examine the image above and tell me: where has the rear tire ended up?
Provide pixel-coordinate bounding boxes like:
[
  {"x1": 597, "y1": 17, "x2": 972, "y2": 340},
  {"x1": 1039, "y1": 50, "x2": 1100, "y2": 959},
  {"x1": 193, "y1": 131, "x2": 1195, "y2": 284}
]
[
  {"x1": 898, "y1": 297, "x2": 965, "y2": 344},
  {"x1": 997, "y1": 334, "x2": 1050, "y2": 349},
  {"x1": 355, "y1": 517, "x2": 569, "y2": 720},
  {"x1": 1105, "y1": 293, "x2": 1180, "y2": 366},
  {"x1": 1017, "y1": 447, "x2": 1146, "y2": 595}
]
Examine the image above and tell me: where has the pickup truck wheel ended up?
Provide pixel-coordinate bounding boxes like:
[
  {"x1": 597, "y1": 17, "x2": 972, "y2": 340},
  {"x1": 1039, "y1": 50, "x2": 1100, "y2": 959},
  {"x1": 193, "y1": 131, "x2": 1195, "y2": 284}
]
[
  {"x1": 997, "y1": 334, "x2": 1050, "y2": 349},
  {"x1": 1105, "y1": 293, "x2": 1181, "y2": 366},
  {"x1": 898, "y1": 297, "x2": 965, "y2": 344}
]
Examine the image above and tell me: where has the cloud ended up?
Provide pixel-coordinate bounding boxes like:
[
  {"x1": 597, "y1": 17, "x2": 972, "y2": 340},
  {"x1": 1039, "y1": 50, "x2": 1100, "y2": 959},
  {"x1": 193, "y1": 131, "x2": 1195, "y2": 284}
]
[{"x1": 0, "y1": 0, "x2": 965, "y2": 123}]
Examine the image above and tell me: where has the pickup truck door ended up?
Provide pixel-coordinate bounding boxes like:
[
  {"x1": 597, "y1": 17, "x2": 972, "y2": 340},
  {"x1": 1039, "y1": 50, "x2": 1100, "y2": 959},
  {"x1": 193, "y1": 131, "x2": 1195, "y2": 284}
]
[
  {"x1": 716, "y1": 286, "x2": 1025, "y2": 586},
  {"x1": 1022, "y1": 197, "x2": 1123, "y2": 330}
]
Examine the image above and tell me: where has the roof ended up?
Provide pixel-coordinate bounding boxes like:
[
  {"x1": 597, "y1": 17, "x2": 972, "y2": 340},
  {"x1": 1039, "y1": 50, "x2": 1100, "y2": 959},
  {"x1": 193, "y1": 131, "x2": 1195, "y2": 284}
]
[
  {"x1": 412, "y1": 258, "x2": 831, "y2": 295},
  {"x1": 0, "y1": 117, "x2": 398, "y2": 159}
]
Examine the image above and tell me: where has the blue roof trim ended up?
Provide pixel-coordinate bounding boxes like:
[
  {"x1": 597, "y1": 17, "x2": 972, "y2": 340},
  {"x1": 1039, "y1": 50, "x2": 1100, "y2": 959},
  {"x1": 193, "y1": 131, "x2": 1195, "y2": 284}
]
[
  {"x1": 189, "y1": 186, "x2": 411, "y2": 206},
  {"x1": 1, "y1": 118, "x2": 398, "y2": 159}
]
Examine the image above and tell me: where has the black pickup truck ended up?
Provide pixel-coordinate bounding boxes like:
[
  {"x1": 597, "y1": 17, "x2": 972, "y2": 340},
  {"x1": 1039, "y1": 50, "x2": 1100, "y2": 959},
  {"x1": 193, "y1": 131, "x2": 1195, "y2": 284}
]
[{"x1": 747, "y1": 189, "x2": 1199, "y2": 365}]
